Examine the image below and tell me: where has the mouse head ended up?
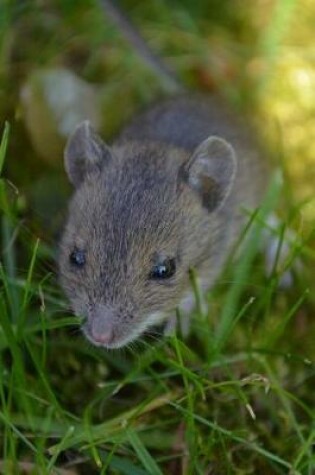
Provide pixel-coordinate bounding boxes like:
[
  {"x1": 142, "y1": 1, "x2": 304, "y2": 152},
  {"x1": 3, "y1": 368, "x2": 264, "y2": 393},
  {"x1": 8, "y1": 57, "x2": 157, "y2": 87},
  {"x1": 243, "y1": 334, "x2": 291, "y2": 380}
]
[{"x1": 58, "y1": 121, "x2": 236, "y2": 348}]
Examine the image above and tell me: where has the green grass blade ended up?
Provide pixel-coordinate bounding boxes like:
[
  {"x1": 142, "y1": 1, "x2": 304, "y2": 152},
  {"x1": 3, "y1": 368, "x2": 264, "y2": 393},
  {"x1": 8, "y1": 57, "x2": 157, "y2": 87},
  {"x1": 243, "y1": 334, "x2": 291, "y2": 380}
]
[
  {"x1": 293, "y1": 427, "x2": 315, "y2": 473},
  {"x1": 0, "y1": 121, "x2": 9, "y2": 175},
  {"x1": 126, "y1": 427, "x2": 163, "y2": 475},
  {"x1": 214, "y1": 171, "x2": 283, "y2": 353},
  {"x1": 170, "y1": 401, "x2": 293, "y2": 471},
  {"x1": 1, "y1": 219, "x2": 20, "y2": 321},
  {"x1": 0, "y1": 411, "x2": 38, "y2": 454},
  {"x1": 46, "y1": 425, "x2": 75, "y2": 472},
  {"x1": 265, "y1": 288, "x2": 309, "y2": 348},
  {"x1": 17, "y1": 238, "x2": 40, "y2": 336},
  {"x1": 22, "y1": 238, "x2": 40, "y2": 311},
  {"x1": 23, "y1": 338, "x2": 64, "y2": 415},
  {"x1": 99, "y1": 449, "x2": 148, "y2": 475}
]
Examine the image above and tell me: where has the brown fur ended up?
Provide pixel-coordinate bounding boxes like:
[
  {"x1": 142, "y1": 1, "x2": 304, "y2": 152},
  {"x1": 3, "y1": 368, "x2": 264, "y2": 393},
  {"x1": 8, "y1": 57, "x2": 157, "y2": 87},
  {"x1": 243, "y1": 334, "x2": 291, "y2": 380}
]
[{"x1": 58, "y1": 95, "x2": 267, "y2": 348}]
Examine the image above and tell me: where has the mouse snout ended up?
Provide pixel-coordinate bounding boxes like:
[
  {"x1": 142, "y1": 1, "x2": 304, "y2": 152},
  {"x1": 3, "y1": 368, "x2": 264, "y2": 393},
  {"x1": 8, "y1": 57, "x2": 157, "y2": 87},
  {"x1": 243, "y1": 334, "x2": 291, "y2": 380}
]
[
  {"x1": 88, "y1": 305, "x2": 115, "y2": 346},
  {"x1": 83, "y1": 303, "x2": 137, "y2": 348}
]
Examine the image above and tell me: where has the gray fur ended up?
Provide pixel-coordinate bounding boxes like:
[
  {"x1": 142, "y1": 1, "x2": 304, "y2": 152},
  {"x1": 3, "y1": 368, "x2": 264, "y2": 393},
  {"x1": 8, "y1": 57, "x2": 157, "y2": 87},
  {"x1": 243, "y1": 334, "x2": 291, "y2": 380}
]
[
  {"x1": 65, "y1": 120, "x2": 111, "y2": 187},
  {"x1": 58, "y1": 95, "x2": 267, "y2": 348}
]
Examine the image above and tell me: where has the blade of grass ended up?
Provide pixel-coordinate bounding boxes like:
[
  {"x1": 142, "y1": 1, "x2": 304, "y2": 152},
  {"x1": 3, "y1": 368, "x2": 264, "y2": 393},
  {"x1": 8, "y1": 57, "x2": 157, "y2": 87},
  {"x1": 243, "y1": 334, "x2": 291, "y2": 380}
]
[
  {"x1": 46, "y1": 425, "x2": 75, "y2": 473},
  {"x1": 0, "y1": 294, "x2": 33, "y2": 421},
  {"x1": 169, "y1": 401, "x2": 293, "y2": 471},
  {"x1": 48, "y1": 392, "x2": 175, "y2": 454},
  {"x1": 17, "y1": 238, "x2": 40, "y2": 337},
  {"x1": 0, "y1": 411, "x2": 38, "y2": 454},
  {"x1": 293, "y1": 426, "x2": 315, "y2": 474},
  {"x1": 264, "y1": 288, "x2": 309, "y2": 348},
  {"x1": 214, "y1": 171, "x2": 283, "y2": 353},
  {"x1": 98, "y1": 448, "x2": 148, "y2": 475},
  {"x1": 126, "y1": 427, "x2": 163, "y2": 475},
  {"x1": 22, "y1": 238, "x2": 40, "y2": 311},
  {"x1": 0, "y1": 121, "x2": 9, "y2": 175},
  {"x1": 1, "y1": 218, "x2": 20, "y2": 322},
  {"x1": 172, "y1": 335, "x2": 198, "y2": 469},
  {"x1": 259, "y1": 358, "x2": 306, "y2": 446},
  {"x1": 84, "y1": 405, "x2": 103, "y2": 470},
  {"x1": 23, "y1": 338, "x2": 64, "y2": 416},
  {"x1": 0, "y1": 121, "x2": 20, "y2": 321}
]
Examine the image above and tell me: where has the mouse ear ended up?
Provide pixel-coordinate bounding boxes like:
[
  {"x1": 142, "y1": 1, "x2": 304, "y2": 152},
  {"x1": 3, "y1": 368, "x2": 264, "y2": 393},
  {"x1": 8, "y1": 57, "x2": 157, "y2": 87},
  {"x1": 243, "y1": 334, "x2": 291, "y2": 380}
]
[
  {"x1": 182, "y1": 136, "x2": 237, "y2": 212},
  {"x1": 64, "y1": 121, "x2": 112, "y2": 187}
]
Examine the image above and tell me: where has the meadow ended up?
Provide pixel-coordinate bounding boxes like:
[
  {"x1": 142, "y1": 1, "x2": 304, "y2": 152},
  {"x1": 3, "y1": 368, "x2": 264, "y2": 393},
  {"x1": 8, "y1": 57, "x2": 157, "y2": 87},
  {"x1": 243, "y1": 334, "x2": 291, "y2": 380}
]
[{"x1": 0, "y1": 1, "x2": 314, "y2": 473}]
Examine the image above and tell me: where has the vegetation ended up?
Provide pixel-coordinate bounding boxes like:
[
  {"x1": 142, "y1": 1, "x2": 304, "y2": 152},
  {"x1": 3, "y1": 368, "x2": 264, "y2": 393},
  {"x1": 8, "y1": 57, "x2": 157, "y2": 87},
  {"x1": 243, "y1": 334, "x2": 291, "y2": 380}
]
[{"x1": 0, "y1": 0, "x2": 314, "y2": 473}]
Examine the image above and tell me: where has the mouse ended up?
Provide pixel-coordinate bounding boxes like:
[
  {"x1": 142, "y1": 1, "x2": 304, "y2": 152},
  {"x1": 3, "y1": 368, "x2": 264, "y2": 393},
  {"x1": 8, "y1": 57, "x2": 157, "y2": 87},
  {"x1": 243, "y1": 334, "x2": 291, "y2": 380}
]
[{"x1": 58, "y1": 94, "x2": 267, "y2": 349}]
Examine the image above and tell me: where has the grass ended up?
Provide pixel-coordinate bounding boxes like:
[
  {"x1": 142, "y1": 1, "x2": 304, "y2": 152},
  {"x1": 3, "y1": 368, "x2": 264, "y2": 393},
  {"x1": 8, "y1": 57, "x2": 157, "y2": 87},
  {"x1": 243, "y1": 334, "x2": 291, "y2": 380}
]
[
  {"x1": 0, "y1": 119, "x2": 314, "y2": 475},
  {"x1": 1, "y1": 0, "x2": 315, "y2": 474}
]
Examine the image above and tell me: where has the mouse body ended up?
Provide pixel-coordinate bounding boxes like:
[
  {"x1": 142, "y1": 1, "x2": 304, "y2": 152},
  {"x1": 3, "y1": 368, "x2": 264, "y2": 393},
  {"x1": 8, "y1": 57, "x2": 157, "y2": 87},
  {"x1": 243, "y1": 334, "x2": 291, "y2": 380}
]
[{"x1": 58, "y1": 95, "x2": 267, "y2": 348}]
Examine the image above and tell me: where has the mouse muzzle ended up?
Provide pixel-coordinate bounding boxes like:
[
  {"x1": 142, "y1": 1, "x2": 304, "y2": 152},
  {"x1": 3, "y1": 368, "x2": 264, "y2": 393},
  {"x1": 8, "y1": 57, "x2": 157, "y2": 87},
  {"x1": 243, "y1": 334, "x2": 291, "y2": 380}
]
[
  {"x1": 84, "y1": 304, "x2": 117, "y2": 347},
  {"x1": 82, "y1": 302, "x2": 138, "y2": 348}
]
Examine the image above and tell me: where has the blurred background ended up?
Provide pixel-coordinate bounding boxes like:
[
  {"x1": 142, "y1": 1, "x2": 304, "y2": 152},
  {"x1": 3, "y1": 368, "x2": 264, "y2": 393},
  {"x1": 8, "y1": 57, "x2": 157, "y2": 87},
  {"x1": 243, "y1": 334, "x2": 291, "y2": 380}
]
[{"x1": 0, "y1": 0, "x2": 314, "y2": 239}]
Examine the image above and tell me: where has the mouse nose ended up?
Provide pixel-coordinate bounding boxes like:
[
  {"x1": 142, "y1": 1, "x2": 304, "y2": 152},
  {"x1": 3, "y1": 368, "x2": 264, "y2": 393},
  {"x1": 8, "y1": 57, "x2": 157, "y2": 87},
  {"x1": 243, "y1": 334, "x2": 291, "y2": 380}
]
[
  {"x1": 90, "y1": 305, "x2": 115, "y2": 345},
  {"x1": 91, "y1": 325, "x2": 113, "y2": 345}
]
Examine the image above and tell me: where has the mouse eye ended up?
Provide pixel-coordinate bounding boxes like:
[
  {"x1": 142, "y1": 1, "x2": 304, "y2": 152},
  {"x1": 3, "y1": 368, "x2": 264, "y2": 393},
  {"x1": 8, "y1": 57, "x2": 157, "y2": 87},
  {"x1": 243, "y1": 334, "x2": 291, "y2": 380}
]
[
  {"x1": 150, "y1": 258, "x2": 176, "y2": 280},
  {"x1": 69, "y1": 249, "x2": 86, "y2": 267}
]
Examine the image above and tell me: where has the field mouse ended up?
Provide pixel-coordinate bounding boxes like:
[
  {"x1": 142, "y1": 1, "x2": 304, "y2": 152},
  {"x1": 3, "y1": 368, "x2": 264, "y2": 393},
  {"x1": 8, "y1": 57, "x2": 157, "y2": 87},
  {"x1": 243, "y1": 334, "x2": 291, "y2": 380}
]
[{"x1": 58, "y1": 94, "x2": 267, "y2": 348}]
